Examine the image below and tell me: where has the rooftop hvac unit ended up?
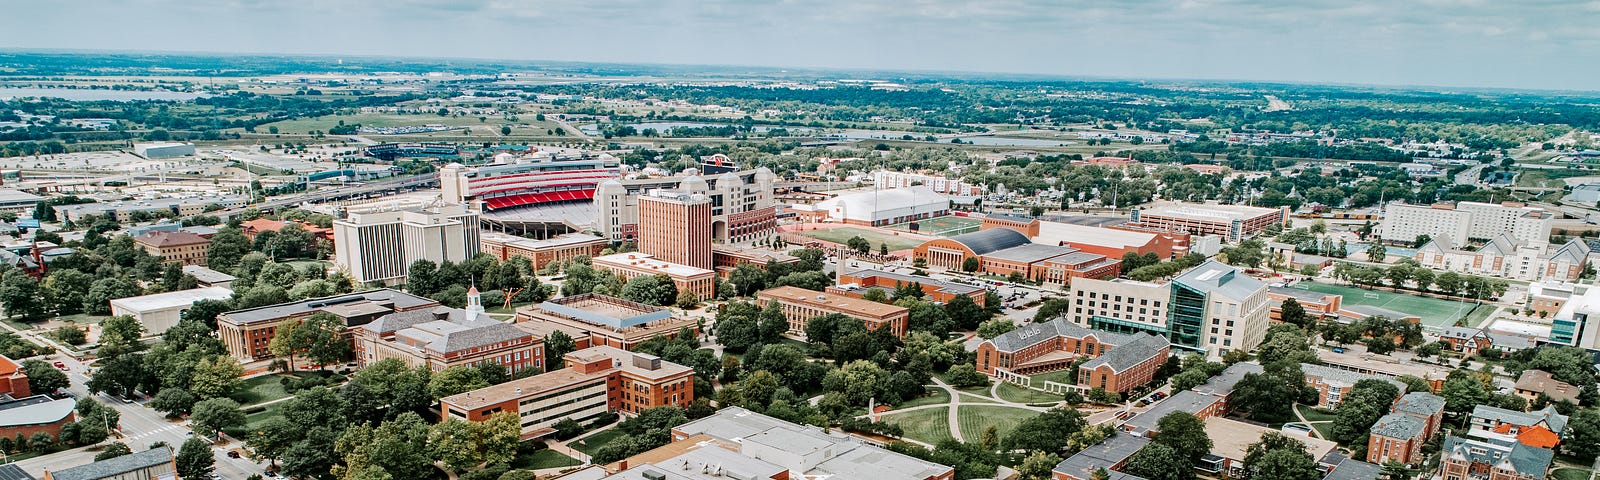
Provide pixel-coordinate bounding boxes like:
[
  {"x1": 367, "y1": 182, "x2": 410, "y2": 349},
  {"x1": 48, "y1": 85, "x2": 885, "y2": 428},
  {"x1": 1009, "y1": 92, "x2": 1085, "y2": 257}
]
[{"x1": 642, "y1": 471, "x2": 666, "y2": 480}]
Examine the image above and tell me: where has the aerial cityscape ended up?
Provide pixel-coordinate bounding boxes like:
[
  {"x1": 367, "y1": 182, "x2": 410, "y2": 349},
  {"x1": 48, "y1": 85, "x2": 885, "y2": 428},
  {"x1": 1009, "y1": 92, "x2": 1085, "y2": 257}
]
[{"x1": 0, "y1": 2, "x2": 1598, "y2": 480}]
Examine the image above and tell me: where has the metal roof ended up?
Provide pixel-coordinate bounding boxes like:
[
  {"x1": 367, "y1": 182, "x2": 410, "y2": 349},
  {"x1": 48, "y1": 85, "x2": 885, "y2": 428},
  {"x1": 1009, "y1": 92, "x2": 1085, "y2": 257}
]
[
  {"x1": 108, "y1": 287, "x2": 234, "y2": 312},
  {"x1": 945, "y1": 228, "x2": 1031, "y2": 256},
  {"x1": 1171, "y1": 260, "x2": 1264, "y2": 302},
  {"x1": 45, "y1": 446, "x2": 173, "y2": 480},
  {"x1": 0, "y1": 395, "x2": 75, "y2": 428}
]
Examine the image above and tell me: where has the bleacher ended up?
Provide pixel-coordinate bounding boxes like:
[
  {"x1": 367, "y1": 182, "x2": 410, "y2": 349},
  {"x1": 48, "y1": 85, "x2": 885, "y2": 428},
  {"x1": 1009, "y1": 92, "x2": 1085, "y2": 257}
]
[{"x1": 482, "y1": 188, "x2": 597, "y2": 210}]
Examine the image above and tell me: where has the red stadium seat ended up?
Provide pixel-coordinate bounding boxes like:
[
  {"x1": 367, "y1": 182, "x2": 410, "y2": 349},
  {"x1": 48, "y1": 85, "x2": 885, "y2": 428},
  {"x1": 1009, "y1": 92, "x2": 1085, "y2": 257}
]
[{"x1": 481, "y1": 189, "x2": 597, "y2": 211}]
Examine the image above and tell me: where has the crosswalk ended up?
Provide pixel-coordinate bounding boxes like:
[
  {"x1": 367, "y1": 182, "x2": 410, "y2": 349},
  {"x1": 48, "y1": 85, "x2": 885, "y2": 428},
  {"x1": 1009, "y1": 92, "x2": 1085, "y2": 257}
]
[{"x1": 122, "y1": 424, "x2": 185, "y2": 441}]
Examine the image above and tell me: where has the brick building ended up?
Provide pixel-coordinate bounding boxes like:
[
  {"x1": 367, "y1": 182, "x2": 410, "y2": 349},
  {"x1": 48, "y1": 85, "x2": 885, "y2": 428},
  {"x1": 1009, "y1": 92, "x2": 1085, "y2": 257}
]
[
  {"x1": 515, "y1": 293, "x2": 697, "y2": 351},
  {"x1": 1128, "y1": 203, "x2": 1288, "y2": 242},
  {"x1": 593, "y1": 253, "x2": 717, "y2": 300},
  {"x1": 0, "y1": 356, "x2": 29, "y2": 397},
  {"x1": 440, "y1": 346, "x2": 695, "y2": 439},
  {"x1": 1301, "y1": 363, "x2": 1404, "y2": 408},
  {"x1": 353, "y1": 289, "x2": 543, "y2": 375},
  {"x1": 756, "y1": 286, "x2": 910, "y2": 338},
  {"x1": 479, "y1": 232, "x2": 608, "y2": 271},
  {"x1": 914, "y1": 228, "x2": 1119, "y2": 285},
  {"x1": 133, "y1": 230, "x2": 211, "y2": 266},
  {"x1": 637, "y1": 190, "x2": 713, "y2": 270},
  {"x1": 1439, "y1": 436, "x2": 1553, "y2": 480},
  {"x1": 975, "y1": 318, "x2": 1170, "y2": 393},
  {"x1": 217, "y1": 289, "x2": 439, "y2": 362},
  {"x1": 831, "y1": 269, "x2": 986, "y2": 307},
  {"x1": 0, "y1": 395, "x2": 75, "y2": 442}
]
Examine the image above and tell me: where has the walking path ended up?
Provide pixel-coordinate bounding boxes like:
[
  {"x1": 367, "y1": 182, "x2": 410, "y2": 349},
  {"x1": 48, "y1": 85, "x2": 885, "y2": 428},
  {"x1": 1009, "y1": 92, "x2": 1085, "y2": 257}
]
[{"x1": 873, "y1": 377, "x2": 1052, "y2": 443}]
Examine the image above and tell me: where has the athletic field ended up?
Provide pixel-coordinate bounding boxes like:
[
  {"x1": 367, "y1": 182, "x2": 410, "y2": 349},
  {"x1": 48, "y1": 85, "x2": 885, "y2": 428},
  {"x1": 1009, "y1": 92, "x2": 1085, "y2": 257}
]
[
  {"x1": 885, "y1": 215, "x2": 982, "y2": 237},
  {"x1": 1296, "y1": 282, "x2": 1479, "y2": 328},
  {"x1": 795, "y1": 227, "x2": 926, "y2": 251}
]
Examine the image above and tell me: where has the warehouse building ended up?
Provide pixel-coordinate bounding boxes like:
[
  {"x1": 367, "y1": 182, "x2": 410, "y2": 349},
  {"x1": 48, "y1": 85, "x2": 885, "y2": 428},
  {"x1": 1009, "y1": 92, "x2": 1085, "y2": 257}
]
[{"x1": 109, "y1": 286, "x2": 235, "y2": 335}]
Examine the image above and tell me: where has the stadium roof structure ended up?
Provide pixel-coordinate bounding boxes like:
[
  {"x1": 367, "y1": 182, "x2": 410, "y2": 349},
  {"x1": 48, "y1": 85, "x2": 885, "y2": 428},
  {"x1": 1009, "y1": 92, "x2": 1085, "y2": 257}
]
[{"x1": 944, "y1": 228, "x2": 1031, "y2": 256}]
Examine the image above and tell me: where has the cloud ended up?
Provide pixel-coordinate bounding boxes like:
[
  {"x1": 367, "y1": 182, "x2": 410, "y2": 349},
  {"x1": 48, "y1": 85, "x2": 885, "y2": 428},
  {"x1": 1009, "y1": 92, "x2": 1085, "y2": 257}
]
[{"x1": 0, "y1": 0, "x2": 1596, "y2": 90}]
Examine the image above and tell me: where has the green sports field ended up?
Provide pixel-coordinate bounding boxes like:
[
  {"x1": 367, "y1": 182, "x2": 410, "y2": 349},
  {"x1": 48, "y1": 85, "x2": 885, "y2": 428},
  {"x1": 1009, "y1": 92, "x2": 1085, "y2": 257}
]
[
  {"x1": 1296, "y1": 282, "x2": 1480, "y2": 327},
  {"x1": 885, "y1": 215, "x2": 982, "y2": 237},
  {"x1": 795, "y1": 227, "x2": 926, "y2": 251}
]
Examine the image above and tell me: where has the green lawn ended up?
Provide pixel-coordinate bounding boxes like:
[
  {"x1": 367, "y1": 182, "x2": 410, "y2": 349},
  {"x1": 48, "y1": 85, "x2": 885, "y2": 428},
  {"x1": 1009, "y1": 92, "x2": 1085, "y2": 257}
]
[
  {"x1": 571, "y1": 429, "x2": 626, "y2": 456},
  {"x1": 994, "y1": 382, "x2": 1063, "y2": 405},
  {"x1": 1310, "y1": 421, "x2": 1337, "y2": 441},
  {"x1": 1029, "y1": 370, "x2": 1079, "y2": 386},
  {"x1": 1295, "y1": 404, "x2": 1337, "y2": 422},
  {"x1": 1461, "y1": 304, "x2": 1497, "y2": 328},
  {"x1": 795, "y1": 227, "x2": 925, "y2": 251},
  {"x1": 895, "y1": 389, "x2": 950, "y2": 409},
  {"x1": 957, "y1": 405, "x2": 1037, "y2": 441},
  {"x1": 885, "y1": 216, "x2": 982, "y2": 237},
  {"x1": 1552, "y1": 468, "x2": 1593, "y2": 480},
  {"x1": 1297, "y1": 282, "x2": 1478, "y2": 328},
  {"x1": 882, "y1": 407, "x2": 954, "y2": 445},
  {"x1": 226, "y1": 402, "x2": 288, "y2": 438},
  {"x1": 514, "y1": 449, "x2": 582, "y2": 470},
  {"x1": 231, "y1": 375, "x2": 292, "y2": 406}
]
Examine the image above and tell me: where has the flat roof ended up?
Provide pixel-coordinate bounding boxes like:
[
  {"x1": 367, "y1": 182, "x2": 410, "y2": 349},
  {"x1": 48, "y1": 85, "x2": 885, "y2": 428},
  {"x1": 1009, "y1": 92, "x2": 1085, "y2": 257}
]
[
  {"x1": 218, "y1": 288, "x2": 436, "y2": 326},
  {"x1": 983, "y1": 243, "x2": 1081, "y2": 264},
  {"x1": 593, "y1": 253, "x2": 714, "y2": 278},
  {"x1": 182, "y1": 265, "x2": 237, "y2": 284},
  {"x1": 0, "y1": 395, "x2": 74, "y2": 427},
  {"x1": 1142, "y1": 203, "x2": 1281, "y2": 222},
  {"x1": 530, "y1": 293, "x2": 673, "y2": 330},
  {"x1": 109, "y1": 286, "x2": 234, "y2": 312},
  {"x1": 1206, "y1": 416, "x2": 1336, "y2": 462},
  {"x1": 482, "y1": 231, "x2": 607, "y2": 250},
  {"x1": 0, "y1": 190, "x2": 42, "y2": 204},
  {"x1": 47, "y1": 446, "x2": 173, "y2": 480},
  {"x1": 757, "y1": 286, "x2": 909, "y2": 318},
  {"x1": 1034, "y1": 221, "x2": 1157, "y2": 249},
  {"x1": 441, "y1": 366, "x2": 606, "y2": 411}
]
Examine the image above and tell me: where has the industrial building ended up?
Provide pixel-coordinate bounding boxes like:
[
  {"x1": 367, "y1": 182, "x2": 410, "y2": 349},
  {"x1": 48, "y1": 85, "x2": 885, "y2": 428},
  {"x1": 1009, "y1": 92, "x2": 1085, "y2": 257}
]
[
  {"x1": 332, "y1": 203, "x2": 481, "y2": 285},
  {"x1": 0, "y1": 190, "x2": 42, "y2": 215},
  {"x1": 131, "y1": 142, "x2": 195, "y2": 159}
]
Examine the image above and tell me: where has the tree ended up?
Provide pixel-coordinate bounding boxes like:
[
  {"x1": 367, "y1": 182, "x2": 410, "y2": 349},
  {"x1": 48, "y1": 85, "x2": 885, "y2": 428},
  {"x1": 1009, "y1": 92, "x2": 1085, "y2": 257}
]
[
  {"x1": 1154, "y1": 412, "x2": 1212, "y2": 463},
  {"x1": 429, "y1": 366, "x2": 490, "y2": 400},
  {"x1": 1329, "y1": 379, "x2": 1401, "y2": 445},
  {"x1": 975, "y1": 319, "x2": 1016, "y2": 339},
  {"x1": 191, "y1": 398, "x2": 245, "y2": 439},
  {"x1": 945, "y1": 363, "x2": 989, "y2": 388},
  {"x1": 1003, "y1": 408, "x2": 1087, "y2": 453},
  {"x1": 620, "y1": 274, "x2": 678, "y2": 306},
  {"x1": 1440, "y1": 374, "x2": 1489, "y2": 418},
  {"x1": 94, "y1": 442, "x2": 132, "y2": 461},
  {"x1": 1229, "y1": 363, "x2": 1304, "y2": 423},
  {"x1": 846, "y1": 236, "x2": 872, "y2": 254},
  {"x1": 1120, "y1": 443, "x2": 1191, "y2": 480},
  {"x1": 207, "y1": 227, "x2": 253, "y2": 271},
  {"x1": 1564, "y1": 408, "x2": 1600, "y2": 461},
  {"x1": 1016, "y1": 451, "x2": 1062, "y2": 480},
  {"x1": 943, "y1": 294, "x2": 989, "y2": 330},
  {"x1": 1366, "y1": 243, "x2": 1387, "y2": 263},
  {"x1": 20, "y1": 359, "x2": 68, "y2": 394},
  {"x1": 962, "y1": 257, "x2": 980, "y2": 272},
  {"x1": 175, "y1": 437, "x2": 217, "y2": 479},
  {"x1": 675, "y1": 289, "x2": 699, "y2": 309},
  {"x1": 190, "y1": 356, "x2": 243, "y2": 400},
  {"x1": 149, "y1": 388, "x2": 199, "y2": 417},
  {"x1": 1278, "y1": 298, "x2": 1309, "y2": 328},
  {"x1": 545, "y1": 330, "x2": 575, "y2": 370},
  {"x1": 1242, "y1": 433, "x2": 1318, "y2": 480},
  {"x1": 97, "y1": 315, "x2": 146, "y2": 359},
  {"x1": 247, "y1": 417, "x2": 297, "y2": 466},
  {"x1": 0, "y1": 269, "x2": 43, "y2": 319}
]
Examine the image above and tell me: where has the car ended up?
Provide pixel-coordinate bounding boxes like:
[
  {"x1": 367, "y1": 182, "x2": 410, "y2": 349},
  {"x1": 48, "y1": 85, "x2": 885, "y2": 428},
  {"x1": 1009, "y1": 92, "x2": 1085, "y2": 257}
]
[
  {"x1": 53, "y1": 362, "x2": 66, "y2": 370},
  {"x1": 228, "y1": 450, "x2": 243, "y2": 458},
  {"x1": 1331, "y1": 348, "x2": 1345, "y2": 354}
]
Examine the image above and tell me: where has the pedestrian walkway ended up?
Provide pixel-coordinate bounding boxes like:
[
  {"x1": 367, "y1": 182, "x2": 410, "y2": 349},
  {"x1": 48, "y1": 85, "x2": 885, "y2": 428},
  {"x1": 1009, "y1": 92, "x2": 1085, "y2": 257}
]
[{"x1": 124, "y1": 424, "x2": 183, "y2": 441}]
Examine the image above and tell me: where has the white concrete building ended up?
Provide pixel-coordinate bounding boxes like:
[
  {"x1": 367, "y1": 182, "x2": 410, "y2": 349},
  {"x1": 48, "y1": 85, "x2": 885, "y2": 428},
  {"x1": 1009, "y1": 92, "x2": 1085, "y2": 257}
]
[
  {"x1": 593, "y1": 168, "x2": 776, "y2": 243},
  {"x1": 1382, "y1": 201, "x2": 1554, "y2": 249},
  {"x1": 871, "y1": 170, "x2": 985, "y2": 196},
  {"x1": 132, "y1": 142, "x2": 195, "y2": 159},
  {"x1": 108, "y1": 286, "x2": 235, "y2": 335},
  {"x1": 333, "y1": 203, "x2": 481, "y2": 285},
  {"x1": 1171, "y1": 260, "x2": 1270, "y2": 359},
  {"x1": 803, "y1": 185, "x2": 952, "y2": 226},
  {"x1": 1065, "y1": 277, "x2": 1171, "y2": 337}
]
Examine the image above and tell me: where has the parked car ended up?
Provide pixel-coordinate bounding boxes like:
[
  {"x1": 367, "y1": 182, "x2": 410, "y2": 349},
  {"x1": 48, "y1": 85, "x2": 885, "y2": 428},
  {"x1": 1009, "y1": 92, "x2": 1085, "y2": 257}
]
[{"x1": 53, "y1": 362, "x2": 66, "y2": 370}]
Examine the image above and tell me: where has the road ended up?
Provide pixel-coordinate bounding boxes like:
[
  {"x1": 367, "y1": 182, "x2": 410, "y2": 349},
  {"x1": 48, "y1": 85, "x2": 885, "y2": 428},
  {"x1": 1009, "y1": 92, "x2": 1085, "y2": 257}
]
[{"x1": 8, "y1": 351, "x2": 268, "y2": 478}]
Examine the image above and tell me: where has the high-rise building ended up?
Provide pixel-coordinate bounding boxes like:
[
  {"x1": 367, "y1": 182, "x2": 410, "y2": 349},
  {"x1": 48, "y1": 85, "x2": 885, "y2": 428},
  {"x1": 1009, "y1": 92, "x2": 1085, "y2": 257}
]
[
  {"x1": 636, "y1": 189, "x2": 713, "y2": 269},
  {"x1": 333, "y1": 203, "x2": 481, "y2": 285},
  {"x1": 1169, "y1": 260, "x2": 1270, "y2": 359},
  {"x1": 1382, "y1": 201, "x2": 1554, "y2": 249},
  {"x1": 594, "y1": 168, "x2": 776, "y2": 243}
]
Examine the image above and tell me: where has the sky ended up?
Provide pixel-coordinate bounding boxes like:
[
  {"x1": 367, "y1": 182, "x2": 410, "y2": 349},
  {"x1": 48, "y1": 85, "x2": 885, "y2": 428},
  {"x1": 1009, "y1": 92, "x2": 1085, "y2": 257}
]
[{"x1": 4, "y1": 0, "x2": 1599, "y2": 91}]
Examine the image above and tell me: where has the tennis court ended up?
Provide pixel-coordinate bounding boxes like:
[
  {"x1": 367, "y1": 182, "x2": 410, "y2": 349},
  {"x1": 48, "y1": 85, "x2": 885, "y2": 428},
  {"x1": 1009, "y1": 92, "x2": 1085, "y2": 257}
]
[
  {"x1": 795, "y1": 226, "x2": 927, "y2": 251},
  {"x1": 1295, "y1": 282, "x2": 1478, "y2": 327},
  {"x1": 885, "y1": 215, "x2": 982, "y2": 237}
]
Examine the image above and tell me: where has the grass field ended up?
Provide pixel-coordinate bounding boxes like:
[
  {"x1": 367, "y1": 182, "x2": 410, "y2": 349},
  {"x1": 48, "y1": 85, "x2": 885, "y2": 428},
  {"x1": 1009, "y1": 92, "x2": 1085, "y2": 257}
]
[
  {"x1": 795, "y1": 227, "x2": 925, "y2": 251},
  {"x1": 896, "y1": 389, "x2": 950, "y2": 409},
  {"x1": 571, "y1": 429, "x2": 626, "y2": 456},
  {"x1": 1551, "y1": 468, "x2": 1592, "y2": 480},
  {"x1": 1029, "y1": 370, "x2": 1078, "y2": 386},
  {"x1": 1297, "y1": 282, "x2": 1477, "y2": 327},
  {"x1": 957, "y1": 405, "x2": 1036, "y2": 440},
  {"x1": 1295, "y1": 404, "x2": 1336, "y2": 422},
  {"x1": 994, "y1": 383, "x2": 1063, "y2": 405},
  {"x1": 883, "y1": 407, "x2": 954, "y2": 445},
  {"x1": 231, "y1": 375, "x2": 292, "y2": 406},
  {"x1": 514, "y1": 449, "x2": 582, "y2": 470},
  {"x1": 227, "y1": 402, "x2": 288, "y2": 438},
  {"x1": 885, "y1": 216, "x2": 982, "y2": 237}
]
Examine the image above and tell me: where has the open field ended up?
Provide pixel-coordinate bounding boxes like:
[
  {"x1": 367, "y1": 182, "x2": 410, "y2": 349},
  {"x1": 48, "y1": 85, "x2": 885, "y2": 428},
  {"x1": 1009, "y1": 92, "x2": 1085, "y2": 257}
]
[
  {"x1": 957, "y1": 405, "x2": 1036, "y2": 440},
  {"x1": 882, "y1": 407, "x2": 954, "y2": 445},
  {"x1": 994, "y1": 382, "x2": 1063, "y2": 404},
  {"x1": 514, "y1": 449, "x2": 582, "y2": 470},
  {"x1": 885, "y1": 215, "x2": 982, "y2": 237},
  {"x1": 257, "y1": 113, "x2": 565, "y2": 136},
  {"x1": 1552, "y1": 468, "x2": 1592, "y2": 480},
  {"x1": 794, "y1": 226, "x2": 926, "y2": 251},
  {"x1": 896, "y1": 389, "x2": 950, "y2": 409},
  {"x1": 231, "y1": 375, "x2": 292, "y2": 406},
  {"x1": 1297, "y1": 282, "x2": 1477, "y2": 327}
]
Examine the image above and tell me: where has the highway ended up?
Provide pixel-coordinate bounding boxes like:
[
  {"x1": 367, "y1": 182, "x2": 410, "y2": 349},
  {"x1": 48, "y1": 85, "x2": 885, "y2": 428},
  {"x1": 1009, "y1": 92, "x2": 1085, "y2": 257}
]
[{"x1": 206, "y1": 173, "x2": 439, "y2": 219}]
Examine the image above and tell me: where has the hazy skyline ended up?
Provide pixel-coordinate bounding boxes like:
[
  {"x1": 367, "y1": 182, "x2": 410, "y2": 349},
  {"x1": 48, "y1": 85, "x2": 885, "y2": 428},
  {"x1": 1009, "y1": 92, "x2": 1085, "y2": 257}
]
[{"x1": 5, "y1": 0, "x2": 1599, "y2": 91}]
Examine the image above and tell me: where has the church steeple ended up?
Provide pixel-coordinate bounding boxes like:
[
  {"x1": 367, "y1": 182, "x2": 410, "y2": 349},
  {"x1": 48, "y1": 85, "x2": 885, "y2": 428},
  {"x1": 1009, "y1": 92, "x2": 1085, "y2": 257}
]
[{"x1": 466, "y1": 279, "x2": 485, "y2": 319}]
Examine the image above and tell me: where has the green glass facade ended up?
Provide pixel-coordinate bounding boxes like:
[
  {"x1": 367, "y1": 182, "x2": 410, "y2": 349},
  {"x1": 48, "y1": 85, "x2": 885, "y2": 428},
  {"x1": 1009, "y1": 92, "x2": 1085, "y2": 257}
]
[
  {"x1": 1168, "y1": 282, "x2": 1206, "y2": 348},
  {"x1": 1089, "y1": 315, "x2": 1167, "y2": 337}
]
